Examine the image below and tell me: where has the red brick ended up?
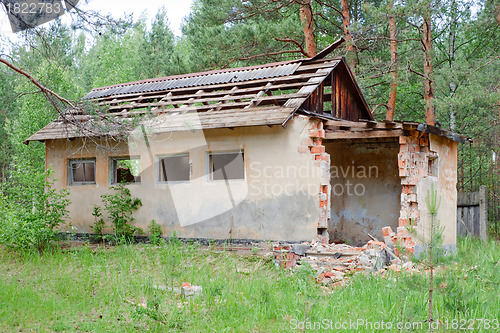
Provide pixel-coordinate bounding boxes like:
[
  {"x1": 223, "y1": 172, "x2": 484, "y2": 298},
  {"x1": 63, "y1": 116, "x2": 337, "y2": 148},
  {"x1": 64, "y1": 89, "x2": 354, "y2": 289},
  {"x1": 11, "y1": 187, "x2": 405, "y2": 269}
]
[
  {"x1": 309, "y1": 129, "x2": 325, "y2": 138},
  {"x1": 402, "y1": 185, "x2": 414, "y2": 195},
  {"x1": 310, "y1": 146, "x2": 325, "y2": 154},
  {"x1": 368, "y1": 240, "x2": 387, "y2": 248},
  {"x1": 382, "y1": 226, "x2": 394, "y2": 237},
  {"x1": 315, "y1": 154, "x2": 329, "y2": 162}
]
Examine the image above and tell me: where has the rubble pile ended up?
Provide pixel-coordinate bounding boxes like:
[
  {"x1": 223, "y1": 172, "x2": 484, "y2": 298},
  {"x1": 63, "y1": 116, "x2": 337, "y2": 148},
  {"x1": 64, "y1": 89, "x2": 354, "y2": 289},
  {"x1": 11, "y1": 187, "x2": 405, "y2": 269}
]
[{"x1": 273, "y1": 226, "x2": 418, "y2": 287}]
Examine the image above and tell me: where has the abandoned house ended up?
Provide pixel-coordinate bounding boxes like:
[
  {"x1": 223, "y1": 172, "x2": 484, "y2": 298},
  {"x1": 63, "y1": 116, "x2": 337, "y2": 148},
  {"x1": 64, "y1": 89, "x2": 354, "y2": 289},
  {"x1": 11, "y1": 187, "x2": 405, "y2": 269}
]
[{"x1": 26, "y1": 44, "x2": 466, "y2": 250}]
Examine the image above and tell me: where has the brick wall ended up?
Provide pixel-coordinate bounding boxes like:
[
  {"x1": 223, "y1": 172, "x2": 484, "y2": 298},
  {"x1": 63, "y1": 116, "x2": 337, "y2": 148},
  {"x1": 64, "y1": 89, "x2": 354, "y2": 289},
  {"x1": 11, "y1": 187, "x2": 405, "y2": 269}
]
[
  {"x1": 398, "y1": 131, "x2": 435, "y2": 228},
  {"x1": 298, "y1": 118, "x2": 330, "y2": 243}
]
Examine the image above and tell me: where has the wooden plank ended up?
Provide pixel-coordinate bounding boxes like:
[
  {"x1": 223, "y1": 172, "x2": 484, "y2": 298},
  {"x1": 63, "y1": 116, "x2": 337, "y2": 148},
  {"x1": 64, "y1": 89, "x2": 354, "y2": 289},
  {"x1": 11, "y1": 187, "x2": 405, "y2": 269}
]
[
  {"x1": 416, "y1": 123, "x2": 467, "y2": 144},
  {"x1": 107, "y1": 92, "x2": 308, "y2": 112},
  {"x1": 316, "y1": 83, "x2": 324, "y2": 114},
  {"x1": 479, "y1": 185, "x2": 488, "y2": 240},
  {"x1": 324, "y1": 119, "x2": 403, "y2": 130},
  {"x1": 93, "y1": 72, "x2": 326, "y2": 103},
  {"x1": 98, "y1": 81, "x2": 315, "y2": 106},
  {"x1": 335, "y1": 71, "x2": 340, "y2": 118},
  {"x1": 284, "y1": 68, "x2": 333, "y2": 109},
  {"x1": 27, "y1": 107, "x2": 295, "y2": 141},
  {"x1": 324, "y1": 129, "x2": 405, "y2": 140},
  {"x1": 245, "y1": 82, "x2": 273, "y2": 108},
  {"x1": 294, "y1": 60, "x2": 340, "y2": 72}
]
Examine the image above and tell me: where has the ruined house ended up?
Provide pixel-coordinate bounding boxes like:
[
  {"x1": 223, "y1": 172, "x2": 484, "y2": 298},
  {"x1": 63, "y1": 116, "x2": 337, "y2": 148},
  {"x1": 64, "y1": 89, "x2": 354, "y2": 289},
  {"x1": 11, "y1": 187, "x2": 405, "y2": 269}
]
[{"x1": 26, "y1": 44, "x2": 465, "y2": 250}]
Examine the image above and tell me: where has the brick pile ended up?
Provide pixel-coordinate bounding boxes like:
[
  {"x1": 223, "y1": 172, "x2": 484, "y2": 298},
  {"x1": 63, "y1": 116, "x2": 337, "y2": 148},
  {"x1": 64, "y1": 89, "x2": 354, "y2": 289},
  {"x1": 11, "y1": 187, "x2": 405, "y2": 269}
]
[{"x1": 274, "y1": 227, "x2": 419, "y2": 288}]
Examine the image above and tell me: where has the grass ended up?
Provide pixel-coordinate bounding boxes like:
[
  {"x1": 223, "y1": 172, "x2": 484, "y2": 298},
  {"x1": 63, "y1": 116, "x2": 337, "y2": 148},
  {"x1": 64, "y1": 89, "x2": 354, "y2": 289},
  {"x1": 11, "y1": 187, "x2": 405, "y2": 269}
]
[{"x1": 0, "y1": 237, "x2": 498, "y2": 332}]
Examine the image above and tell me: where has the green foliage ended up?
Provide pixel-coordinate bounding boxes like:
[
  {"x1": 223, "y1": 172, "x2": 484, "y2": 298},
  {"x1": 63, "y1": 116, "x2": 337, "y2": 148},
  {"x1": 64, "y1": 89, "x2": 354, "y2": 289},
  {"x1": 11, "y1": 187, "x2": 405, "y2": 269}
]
[
  {"x1": 100, "y1": 184, "x2": 143, "y2": 243},
  {"x1": 0, "y1": 237, "x2": 497, "y2": 332},
  {"x1": 0, "y1": 172, "x2": 70, "y2": 252},
  {"x1": 148, "y1": 220, "x2": 164, "y2": 246},
  {"x1": 90, "y1": 205, "x2": 105, "y2": 242}
]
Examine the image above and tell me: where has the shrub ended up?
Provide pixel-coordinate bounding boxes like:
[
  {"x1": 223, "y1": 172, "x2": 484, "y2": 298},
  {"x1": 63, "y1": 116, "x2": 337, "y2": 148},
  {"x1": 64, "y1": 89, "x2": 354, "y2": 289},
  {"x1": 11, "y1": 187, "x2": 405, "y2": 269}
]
[
  {"x1": 99, "y1": 184, "x2": 143, "y2": 243},
  {"x1": 0, "y1": 173, "x2": 70, "y2": 252}
]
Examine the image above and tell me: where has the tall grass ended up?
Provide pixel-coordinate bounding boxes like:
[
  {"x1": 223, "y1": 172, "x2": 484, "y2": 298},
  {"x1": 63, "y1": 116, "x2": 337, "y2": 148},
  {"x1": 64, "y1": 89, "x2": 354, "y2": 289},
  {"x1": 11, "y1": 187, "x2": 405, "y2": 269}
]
[{"x1": 0, "y1": 237, "x2": 498, "y2": 332}]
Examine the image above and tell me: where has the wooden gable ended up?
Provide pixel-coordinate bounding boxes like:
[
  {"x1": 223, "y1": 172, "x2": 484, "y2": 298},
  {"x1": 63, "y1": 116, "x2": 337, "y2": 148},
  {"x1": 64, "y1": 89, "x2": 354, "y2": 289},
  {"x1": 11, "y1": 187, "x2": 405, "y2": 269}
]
[{"x1": 300, "y1": 59, "x2": 372, "y2": 121}]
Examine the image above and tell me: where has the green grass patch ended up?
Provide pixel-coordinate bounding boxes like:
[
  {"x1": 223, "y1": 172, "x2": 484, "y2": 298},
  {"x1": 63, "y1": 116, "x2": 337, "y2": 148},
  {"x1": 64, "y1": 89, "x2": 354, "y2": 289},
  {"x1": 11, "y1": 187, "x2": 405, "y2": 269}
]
[{"x1": 0, "y1": 237, "x2": 498, "y2": 332}]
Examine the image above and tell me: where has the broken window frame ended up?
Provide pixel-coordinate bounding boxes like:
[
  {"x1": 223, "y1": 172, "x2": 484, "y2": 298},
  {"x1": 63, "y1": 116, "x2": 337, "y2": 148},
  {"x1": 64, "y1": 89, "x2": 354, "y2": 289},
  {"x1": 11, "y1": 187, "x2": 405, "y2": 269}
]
[
  {"x1": 110, "y1": 156, "x2": 142, "y2": 184},
  {"x1": 156, "y1": 153, "x2": 191, "y2": 183},
  {"x1": 68, "y1": 159, "x2": 96, "y2": 185},
  {"x1": 208, "y1": 150, "x2": 245, "y2": 181}
]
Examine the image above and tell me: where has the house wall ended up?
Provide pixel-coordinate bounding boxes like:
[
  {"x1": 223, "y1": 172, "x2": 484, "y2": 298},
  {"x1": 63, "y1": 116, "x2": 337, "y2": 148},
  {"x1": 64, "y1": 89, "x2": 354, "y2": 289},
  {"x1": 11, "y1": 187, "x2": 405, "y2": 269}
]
[
  {"x1": 324, "y1": 140, "x2": 402, "y2": 245},
  {"x1": 45, "y1": 116, "x2": 324, "y2": 242},
  {"x1": 398, "y1": 132, "x2": 458, "y2": 253},
  {"x1": 415, "y1": 135, "x2": 458, "y2": 248}
]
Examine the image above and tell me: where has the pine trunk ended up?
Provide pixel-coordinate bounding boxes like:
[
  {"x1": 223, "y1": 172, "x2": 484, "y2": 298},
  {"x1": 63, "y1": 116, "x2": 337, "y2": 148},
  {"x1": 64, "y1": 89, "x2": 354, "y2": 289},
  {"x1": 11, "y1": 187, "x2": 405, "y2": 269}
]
[
  {"x1": 423, "y1": 6, "x2": 435, "y2": 126},
  {"x1": 341, "y1": 0, "x2": 356, "y2": 70},
  {"x1": 299, "y1": 0, "x2": 317, "y2": 57},
  {"x1": 387, "y1": 1, "x2": 398, "y2": 121}
]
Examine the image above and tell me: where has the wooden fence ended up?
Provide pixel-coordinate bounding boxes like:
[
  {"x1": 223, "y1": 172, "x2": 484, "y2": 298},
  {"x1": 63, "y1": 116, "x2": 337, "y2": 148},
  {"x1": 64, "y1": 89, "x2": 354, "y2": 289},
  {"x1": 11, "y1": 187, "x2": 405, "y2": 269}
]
[{"x1": 457, "y1": 185, "x2": 488, "y2": 240}]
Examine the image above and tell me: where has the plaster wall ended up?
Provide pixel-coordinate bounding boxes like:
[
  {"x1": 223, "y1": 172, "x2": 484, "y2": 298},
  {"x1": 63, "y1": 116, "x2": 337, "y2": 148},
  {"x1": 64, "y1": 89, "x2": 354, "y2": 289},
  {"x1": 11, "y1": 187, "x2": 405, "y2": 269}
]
[
  {"x1": 324, "y1": 140, "x2": 401, "y2": 245},
  {"x1": 415, "y1": 135, "x2": 458, "y2": 246},
  {"x1": 45, "y1": 116, "x2": 323, "y2": 242}
]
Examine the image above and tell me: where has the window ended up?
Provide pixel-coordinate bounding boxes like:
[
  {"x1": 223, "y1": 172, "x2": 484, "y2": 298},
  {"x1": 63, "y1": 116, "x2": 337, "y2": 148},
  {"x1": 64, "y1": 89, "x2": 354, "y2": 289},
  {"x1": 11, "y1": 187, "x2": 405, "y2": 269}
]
[
  {"x1": 158, "y1": 154, "x2": 190, "y2": 182},
  {"x1": 209, "y1": 151, "x2": 244, "y2": 180},
  {"x1": 69, "y1": 159, "x2": 96, "y2": 185},
  {"x1": 111, "y1": 157, "x2": 141, "y2": 184}
]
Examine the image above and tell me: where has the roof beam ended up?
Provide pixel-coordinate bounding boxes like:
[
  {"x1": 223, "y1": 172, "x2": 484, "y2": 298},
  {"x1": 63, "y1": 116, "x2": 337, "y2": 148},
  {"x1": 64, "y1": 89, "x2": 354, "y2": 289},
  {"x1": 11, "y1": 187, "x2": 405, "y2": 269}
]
[{"x1": 325, "y1": 129, "x2": 405, "y2": 140}]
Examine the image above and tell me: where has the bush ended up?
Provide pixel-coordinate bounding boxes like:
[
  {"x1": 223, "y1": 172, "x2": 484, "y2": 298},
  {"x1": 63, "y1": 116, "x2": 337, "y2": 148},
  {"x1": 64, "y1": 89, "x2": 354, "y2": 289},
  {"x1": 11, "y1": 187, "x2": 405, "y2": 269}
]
[
  {"x1": 0, "y1": 173, "x2": 70, "y2": 252},
  {"x1": 98, "y1": 184, "x2": 143, "y2": 243}
]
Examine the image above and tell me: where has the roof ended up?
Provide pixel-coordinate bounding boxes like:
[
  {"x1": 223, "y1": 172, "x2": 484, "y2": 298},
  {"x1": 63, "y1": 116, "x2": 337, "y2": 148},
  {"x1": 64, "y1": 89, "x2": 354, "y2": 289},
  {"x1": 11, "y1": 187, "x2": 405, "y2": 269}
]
[{"x1": 25, "y1": 41, "x2": 375, "y2": 143}]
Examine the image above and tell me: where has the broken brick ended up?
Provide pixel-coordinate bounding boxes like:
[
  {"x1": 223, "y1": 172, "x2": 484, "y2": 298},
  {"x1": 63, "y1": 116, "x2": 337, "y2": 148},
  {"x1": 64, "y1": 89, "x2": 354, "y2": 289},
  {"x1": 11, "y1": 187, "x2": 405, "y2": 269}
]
[
  {"x1": 382, "y1": 226, "x2": 394, "y2": 237},
  {"x1": 310, "y1": 146, "x2": 325, "y2": 154}
]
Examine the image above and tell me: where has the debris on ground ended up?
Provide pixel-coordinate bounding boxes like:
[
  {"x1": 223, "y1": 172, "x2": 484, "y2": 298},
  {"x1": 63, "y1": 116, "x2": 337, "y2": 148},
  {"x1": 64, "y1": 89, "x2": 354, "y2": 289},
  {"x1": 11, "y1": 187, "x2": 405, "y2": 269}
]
[
  {"x1": 181, "y1": 282, "x2": 203, "y2": 298},
  {"x1": 273, "y1": 226, "x2": 420, "y2": 287}
]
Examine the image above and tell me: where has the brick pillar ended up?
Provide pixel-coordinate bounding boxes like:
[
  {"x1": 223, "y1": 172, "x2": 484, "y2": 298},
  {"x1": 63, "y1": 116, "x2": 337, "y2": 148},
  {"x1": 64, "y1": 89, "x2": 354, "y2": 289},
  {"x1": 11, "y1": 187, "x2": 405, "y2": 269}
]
[
  {"x1": 398, "y1": 132, "x2": 429, "y2": 227},
  {"x1": 298, "y1": 119, "x2": 330, "y2": 243}
]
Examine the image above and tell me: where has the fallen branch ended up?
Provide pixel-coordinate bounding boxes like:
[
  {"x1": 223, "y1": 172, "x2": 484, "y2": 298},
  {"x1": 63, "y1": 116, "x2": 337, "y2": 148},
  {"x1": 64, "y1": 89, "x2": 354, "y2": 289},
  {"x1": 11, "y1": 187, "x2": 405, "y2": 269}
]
[{"x1": 0, "y1": 57, "x2": 74, "y2": 108}]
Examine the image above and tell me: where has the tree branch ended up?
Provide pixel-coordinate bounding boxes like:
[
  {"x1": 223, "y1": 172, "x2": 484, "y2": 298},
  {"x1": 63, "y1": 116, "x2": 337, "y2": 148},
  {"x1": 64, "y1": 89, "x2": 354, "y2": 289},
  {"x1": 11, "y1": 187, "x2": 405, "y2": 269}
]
[
  {"x1": 238, "y1": 49, "x2": 303, "y2": 61},
  {"x1": 0, "y1": 57, "x2": 74, "y2": 109},
  {"x1": 275, "y1": 37, "x2": 308, "y2": 57}
]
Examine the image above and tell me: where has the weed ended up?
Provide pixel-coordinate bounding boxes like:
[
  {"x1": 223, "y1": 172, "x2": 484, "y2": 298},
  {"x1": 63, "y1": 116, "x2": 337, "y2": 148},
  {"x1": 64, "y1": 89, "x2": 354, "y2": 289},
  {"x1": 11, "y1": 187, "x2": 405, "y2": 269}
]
[
  {"x1": 90, "y1": 205, "x2": 105, "y2": 242},
  {"x1": 148, "y1": 220, "x2": 163, "y2": 246}
]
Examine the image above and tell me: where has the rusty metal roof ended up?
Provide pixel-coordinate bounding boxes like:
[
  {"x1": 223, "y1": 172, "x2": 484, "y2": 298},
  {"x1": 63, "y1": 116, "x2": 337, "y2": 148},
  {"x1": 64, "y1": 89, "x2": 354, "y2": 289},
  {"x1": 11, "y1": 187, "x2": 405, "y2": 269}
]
[{"x1": 83, "y1": 61, "x2": 302, "y2": 100}]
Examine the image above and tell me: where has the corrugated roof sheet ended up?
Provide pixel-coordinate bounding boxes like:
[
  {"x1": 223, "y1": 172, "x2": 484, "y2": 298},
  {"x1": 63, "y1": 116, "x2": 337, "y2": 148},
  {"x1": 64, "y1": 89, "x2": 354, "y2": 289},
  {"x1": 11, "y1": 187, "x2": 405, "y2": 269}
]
[{"x1": 83, "y1": 62, "x2": 301, "y2": 100}]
